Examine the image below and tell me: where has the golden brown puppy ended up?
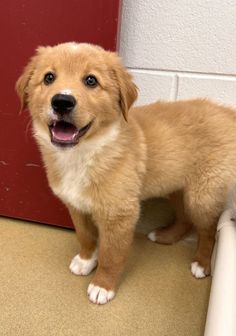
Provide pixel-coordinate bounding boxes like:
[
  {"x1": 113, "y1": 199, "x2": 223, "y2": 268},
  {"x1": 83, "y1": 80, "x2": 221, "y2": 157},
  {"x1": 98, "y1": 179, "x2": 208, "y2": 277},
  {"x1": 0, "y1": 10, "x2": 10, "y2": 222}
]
[{"x1": 16, "y1": 42, "x2": 236, "y2": 304}]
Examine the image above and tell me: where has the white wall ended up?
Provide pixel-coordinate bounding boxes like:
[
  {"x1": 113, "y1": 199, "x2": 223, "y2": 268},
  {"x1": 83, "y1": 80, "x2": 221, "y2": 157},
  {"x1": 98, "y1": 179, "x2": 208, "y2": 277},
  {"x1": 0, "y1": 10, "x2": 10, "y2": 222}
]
[{"x1": 119, "y1": 0, "x2": 236, "y2": 106}]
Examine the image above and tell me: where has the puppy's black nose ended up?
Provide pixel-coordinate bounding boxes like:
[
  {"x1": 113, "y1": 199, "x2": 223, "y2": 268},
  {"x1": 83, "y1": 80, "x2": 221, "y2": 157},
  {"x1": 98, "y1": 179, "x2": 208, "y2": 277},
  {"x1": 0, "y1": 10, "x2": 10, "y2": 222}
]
[{"x1": 51, "y1": 94, "x2": 76, "y2": 115}]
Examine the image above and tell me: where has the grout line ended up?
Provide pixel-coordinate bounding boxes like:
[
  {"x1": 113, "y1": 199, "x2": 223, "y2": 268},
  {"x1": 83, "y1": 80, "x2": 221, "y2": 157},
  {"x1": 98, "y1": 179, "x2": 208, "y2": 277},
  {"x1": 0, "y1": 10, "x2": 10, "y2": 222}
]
[
  {"x1": 170, "y1": 74, "x2": 179, "y2": 101},
  {"x1": 128, "y1": 67, "x2": 236, "y2": 81}
]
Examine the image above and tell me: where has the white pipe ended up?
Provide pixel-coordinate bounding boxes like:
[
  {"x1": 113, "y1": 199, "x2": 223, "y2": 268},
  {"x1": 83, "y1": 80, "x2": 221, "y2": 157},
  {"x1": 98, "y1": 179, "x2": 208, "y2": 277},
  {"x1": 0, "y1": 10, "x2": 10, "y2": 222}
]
[{"x1": 204, "y1": 209, "x2": 236, "y2": 336}]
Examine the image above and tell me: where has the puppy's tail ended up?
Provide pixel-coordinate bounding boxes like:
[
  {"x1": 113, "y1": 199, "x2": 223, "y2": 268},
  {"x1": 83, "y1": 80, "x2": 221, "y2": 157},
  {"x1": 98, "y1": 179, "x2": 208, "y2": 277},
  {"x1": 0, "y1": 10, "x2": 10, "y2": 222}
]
[{"x1": 226, "y1": 184, "x2": 236, "y2": 220}]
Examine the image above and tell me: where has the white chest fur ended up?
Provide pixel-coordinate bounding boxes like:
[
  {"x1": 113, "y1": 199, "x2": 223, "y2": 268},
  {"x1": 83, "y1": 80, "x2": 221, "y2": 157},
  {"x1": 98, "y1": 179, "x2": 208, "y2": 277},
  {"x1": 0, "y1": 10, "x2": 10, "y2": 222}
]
[{"x1": 50, "y1": 123, "x2": 121, "y2": 213}]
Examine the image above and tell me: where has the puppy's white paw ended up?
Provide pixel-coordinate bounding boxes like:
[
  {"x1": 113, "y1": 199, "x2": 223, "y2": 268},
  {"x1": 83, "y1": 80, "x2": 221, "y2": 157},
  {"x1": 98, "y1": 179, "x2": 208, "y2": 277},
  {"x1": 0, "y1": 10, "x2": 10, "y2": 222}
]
[
  {"x1": 148, "y1": 231, "x2": 157, "y2": 242},
  {"x1": 69, "y1": 252, "x2": 97, "y2": 276},
  {"x1": 87, "y1": 284, "x2": 115, "y2": 305},
  {"x1": 191, "y1": 261, "x2": 206, "y2": 279}
]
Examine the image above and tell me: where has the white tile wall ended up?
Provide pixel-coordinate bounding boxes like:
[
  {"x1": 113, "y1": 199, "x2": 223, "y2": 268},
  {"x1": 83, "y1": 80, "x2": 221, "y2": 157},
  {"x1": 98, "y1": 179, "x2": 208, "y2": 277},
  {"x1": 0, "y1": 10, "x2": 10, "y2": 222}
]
[
  {"x1": 130, "y1": 70, "x2": 176, "y2": 105},
  {"x1": 177, "y1": 74, "x2": 236, "y2": 106},
  {"x1": 119, "y1": 0, "x2": 236, "y2": 106}
]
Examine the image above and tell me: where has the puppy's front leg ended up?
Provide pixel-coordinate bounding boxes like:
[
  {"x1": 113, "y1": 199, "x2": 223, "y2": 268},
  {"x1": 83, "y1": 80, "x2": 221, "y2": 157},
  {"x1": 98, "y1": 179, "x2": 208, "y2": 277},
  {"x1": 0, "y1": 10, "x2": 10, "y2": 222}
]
[
  {"x1": 68, "y1": 205, "x2": 98, "y2": 276},
  {"x1": 88, "y1": 210, "x2": 139, "y2": 305}
]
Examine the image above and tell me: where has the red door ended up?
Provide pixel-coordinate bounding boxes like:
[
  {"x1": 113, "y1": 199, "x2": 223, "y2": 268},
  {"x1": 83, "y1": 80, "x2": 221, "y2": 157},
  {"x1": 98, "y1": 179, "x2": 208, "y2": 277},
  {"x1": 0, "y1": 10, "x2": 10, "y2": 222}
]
[{"x1": 0, "y1": 0, "x2": 121, "y2": 228}]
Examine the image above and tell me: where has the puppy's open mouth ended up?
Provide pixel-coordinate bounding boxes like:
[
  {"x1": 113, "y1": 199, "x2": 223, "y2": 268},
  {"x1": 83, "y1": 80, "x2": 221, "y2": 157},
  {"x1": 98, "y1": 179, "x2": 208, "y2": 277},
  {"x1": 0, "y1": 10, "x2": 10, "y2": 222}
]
[{"x1": 49, "y1": 120, "x2": 92, "y2": 147}]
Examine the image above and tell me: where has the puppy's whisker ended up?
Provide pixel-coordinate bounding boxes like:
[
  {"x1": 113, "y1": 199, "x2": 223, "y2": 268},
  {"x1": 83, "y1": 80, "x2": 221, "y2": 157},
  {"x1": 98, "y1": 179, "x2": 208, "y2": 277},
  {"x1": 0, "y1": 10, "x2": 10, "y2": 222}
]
[{"x1": 86, "y1": 111, "x2": 96, "y2": 119}]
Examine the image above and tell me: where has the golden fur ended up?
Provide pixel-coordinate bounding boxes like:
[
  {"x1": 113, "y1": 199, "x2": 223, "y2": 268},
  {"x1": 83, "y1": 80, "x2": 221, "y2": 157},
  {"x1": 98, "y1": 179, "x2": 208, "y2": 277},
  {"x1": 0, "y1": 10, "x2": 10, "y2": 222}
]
[
  {"x1": 227, "y1": 184, "x2": 236, "y2": 220},
  {"x1": 16, "y1": 42, "x2": 236, "y2": 304}
]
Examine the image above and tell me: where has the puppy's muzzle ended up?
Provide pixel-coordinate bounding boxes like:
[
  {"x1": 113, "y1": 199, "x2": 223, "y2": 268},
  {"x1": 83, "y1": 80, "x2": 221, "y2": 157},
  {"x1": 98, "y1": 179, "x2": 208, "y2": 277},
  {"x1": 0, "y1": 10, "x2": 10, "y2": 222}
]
[
  {"x1": 51, "y1": 94, "x2": 76, "y2": 116},
  {"x1": 49, "y1": 93, "x2": 93, "y2": 147}
]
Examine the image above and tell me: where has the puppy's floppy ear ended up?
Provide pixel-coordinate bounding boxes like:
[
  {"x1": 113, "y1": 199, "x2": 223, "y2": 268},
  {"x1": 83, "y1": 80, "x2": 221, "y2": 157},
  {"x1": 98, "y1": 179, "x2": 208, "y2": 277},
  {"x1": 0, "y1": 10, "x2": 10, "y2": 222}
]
[
  {"x1": 111, "y1": 53, "x2": 138, "y2": 121},
  {"x1": 16, "y1": 57, "x2": 36, "y2": 111},
  {"x1": 15, "y1": 47, "x2": 45, "y2": 110}
]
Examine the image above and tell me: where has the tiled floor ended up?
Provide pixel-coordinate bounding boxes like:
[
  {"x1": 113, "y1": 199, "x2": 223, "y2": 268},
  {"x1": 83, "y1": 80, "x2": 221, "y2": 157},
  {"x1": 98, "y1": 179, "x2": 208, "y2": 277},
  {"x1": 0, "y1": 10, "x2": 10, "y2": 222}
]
[{"x1": 0, "y1": 215, "x2": 210, "y2": 336}]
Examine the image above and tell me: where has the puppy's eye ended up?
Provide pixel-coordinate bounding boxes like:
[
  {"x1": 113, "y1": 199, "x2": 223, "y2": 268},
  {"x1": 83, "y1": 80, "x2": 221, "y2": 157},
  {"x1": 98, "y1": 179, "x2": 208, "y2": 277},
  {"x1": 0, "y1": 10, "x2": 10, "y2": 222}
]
[
  {"x1": 44, "y1": 72, "x2": 56, "y2": 85},
  {"x1": 84, "y1": 75, "x2": 98, "y2": 88}
]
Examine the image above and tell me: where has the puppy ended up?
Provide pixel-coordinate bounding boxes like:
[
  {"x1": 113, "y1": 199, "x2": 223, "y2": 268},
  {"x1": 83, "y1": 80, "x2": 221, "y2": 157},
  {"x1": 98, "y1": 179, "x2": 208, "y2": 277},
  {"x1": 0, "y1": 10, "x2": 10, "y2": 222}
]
[{"x1": 16, "y1": 42, "x2": 236, "y2": 304}]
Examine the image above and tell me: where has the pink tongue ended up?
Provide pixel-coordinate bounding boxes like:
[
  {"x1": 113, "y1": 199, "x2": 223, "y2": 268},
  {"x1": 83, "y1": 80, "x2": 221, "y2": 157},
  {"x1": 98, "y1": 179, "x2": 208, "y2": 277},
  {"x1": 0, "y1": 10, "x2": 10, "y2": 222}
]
[{"x1": 52, "y1": 122, "x2": 78, "y2": 141}]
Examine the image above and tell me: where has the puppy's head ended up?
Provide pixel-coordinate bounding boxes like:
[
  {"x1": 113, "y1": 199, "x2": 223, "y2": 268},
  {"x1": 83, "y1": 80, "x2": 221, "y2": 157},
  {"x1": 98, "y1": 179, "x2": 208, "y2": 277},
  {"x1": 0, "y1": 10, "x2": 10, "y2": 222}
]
[{"x1": 16, "y1": 42, "x2": 137, "y2": 148}]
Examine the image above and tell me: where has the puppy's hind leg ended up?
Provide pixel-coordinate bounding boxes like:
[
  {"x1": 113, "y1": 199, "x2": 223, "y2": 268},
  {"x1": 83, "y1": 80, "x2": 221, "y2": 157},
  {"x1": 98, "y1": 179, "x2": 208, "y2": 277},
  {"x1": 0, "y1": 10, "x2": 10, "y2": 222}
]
[
  {"x1": 191, "y1": 223, "x2": 216, "y2": 279},
  {"x1": 148, "y1": 191, "x2": 192, "y2": 244},
  {"x1": 186, "y1": 186, "x2": 220, "y2": 278}
]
